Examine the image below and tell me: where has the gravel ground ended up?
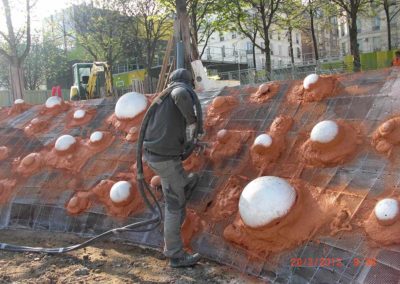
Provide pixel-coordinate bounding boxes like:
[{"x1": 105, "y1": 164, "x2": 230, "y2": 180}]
[{"x1": 0, "y1": 229, "x2": 263, "y2": 283}]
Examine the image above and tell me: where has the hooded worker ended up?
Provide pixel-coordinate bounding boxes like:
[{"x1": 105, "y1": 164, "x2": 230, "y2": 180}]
[{"x1": 143, "y1": 68, "x2": 203, "y2": 268}]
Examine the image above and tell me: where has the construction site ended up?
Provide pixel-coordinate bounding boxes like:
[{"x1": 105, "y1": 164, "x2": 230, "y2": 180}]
[{"x1": 1, "y1": 0, "x2": 400, "y2": 283}]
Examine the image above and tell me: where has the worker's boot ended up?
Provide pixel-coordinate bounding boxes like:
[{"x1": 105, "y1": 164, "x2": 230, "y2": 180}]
[
  {"x1": 184, "y1": 173, "x2": 199, "y2": 201},
  {"x1": 170, "y1": 252, "x2": 201, "y2": 268}
]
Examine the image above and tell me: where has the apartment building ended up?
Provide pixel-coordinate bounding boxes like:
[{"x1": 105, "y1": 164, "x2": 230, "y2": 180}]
[
  {"x1": 198, "y1": 29, "x2": 303, "y2": 70},
  {"x1": 338, "y1": 7, "x2": 400, "y2": 55}
]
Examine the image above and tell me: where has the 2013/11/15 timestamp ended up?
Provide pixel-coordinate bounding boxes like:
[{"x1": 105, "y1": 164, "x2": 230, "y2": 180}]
[{"x1": 290, "y1": 257, "x2": 377, "y2": 267}]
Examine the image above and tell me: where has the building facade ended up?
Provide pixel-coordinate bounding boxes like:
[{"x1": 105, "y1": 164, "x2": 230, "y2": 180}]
[
  {"x1": 338, "y1": 7, "x2": 400, "y2": 55},
  {"x1": 198, "y1": 28, "x2": 303, "y2": 71}
]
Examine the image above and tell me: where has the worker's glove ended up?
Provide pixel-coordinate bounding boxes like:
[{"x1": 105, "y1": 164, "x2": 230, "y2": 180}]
[{"x1": 187, "y1": 123, "x2": 196, "y2": 141}]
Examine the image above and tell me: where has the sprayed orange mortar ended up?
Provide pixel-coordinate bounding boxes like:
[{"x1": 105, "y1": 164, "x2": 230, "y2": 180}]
[
  {"x1": 0, "y1": 179, "x2": 17, "y2": 204},
  {"x1": 107, "y1": 111, "x2": 146, "y2": 134},
  {"x1": 251, "y1": 116, "x2": 293, "y2": 176},
  {"x1": 209, "y1": 129, "x2": 253, "y2": 164},
  {"x1": 223, "y1": 179, "x2": 341, "y2": 258},
  {"x1": 300, "y1": 120, "x2": 363, "y2": 167},
  {"x1": 206, "y1": 176, "x2": 247, "y2": 222},
  {"x1": 249, "y1": 82, "x2": 280, "y2": 104},
  {"x1": 14, "y1": 132, "x2": 115, "y2": 176},
  {"x1": 8, "y1": 102, "x2": 31, "y2": 115},
  {"x1": 0, "y1": 146, "x2": 9, "y2": 161},
  {"x1": 205, "y1": 96, "x2": 239, "y2": 129},
  {"x1": 287, "y1": 75, "x2": 338, "y2": 103},
  {"x1": 364, "y1": 197, "x2": 400, "y2": 246},
  {"x1": 66, "y1": 108, "x2": 97, "y2": 128},
  {"x1": 24, "y1": 118, "x2": 50, "y2": 137},
  {"x1": 181, "y1": 209, "x2": 205, "y2": 250},
  {"x1": 40, "y1": 100, "x2": 70, "y2": 116},
  {"x1": 371, "y1": 116, "x2": 400, "y2": 157}
]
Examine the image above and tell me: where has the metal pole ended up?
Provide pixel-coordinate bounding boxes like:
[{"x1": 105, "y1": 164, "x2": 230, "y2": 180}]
[
  {"x1": 177, "y1": 40, "x2": 185, "y2": 69},
  {"x1": 238, "y1": 51, "x2": 241, "y2": 84}
]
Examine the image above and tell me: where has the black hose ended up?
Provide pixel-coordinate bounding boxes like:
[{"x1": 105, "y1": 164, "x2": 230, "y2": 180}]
[{"x1": 0, "y1": 82, "x2": 202, "y2": 254}]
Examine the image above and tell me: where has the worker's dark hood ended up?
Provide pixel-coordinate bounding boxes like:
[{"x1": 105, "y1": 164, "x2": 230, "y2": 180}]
[{"x1": 168, "y1": 68, "x2": 193, "y2": 86}]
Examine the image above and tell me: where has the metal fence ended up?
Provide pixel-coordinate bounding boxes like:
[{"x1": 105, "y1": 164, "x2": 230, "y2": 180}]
[{"x1": 0, "y1": 90, "x2": 71, "y2": 107}]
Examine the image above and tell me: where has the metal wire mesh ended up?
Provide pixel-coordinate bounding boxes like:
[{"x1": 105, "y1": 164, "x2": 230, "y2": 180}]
[{"x1": 0, "y1": 70, "x2": 400, "y2": 283}]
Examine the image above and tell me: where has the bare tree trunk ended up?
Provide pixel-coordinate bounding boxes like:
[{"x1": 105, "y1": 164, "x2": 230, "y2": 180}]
[
  {"x1": 310, "y1": 6, "x2": 319, "y2": 61},
  {"x1": 384, "y1": 1, "x2": 392, "y2": 50},
  {"x1": 9, "y1": 60, "x2": 24, "y2": 101},
  {"x1": 349, "y1": 14, "x2": 361, "y2": 72},
  {"x1": 288, "y1": 26, "x2": 294, "y2": 64},
  {"x1": 176, "y1": 0, "x2": 192, "y2": 67},
  {"x1": 264, "y1": 37, "x2": 271, "y2": 80}
]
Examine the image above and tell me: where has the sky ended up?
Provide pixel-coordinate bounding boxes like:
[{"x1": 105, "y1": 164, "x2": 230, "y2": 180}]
[{"x1": 0, "y1": 0, "x2": 80, "y2": 33}]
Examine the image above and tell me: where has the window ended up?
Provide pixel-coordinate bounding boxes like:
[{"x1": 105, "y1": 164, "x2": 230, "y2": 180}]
[
  {"x1": 372, "y1": 16, "x2": 381, "y2": 31},
  {"x1": 288, "y1": 46, "x2": 292, "y2": 57},
  {"x1": 246, "y1": 42, "x2": 253, "y2": 54},
  {"x1": 221, "y1": 45, "x2": 226, "y2": 57},
  {"x1": 207, "y1": 47, "x2": 211, "y2": 60},
  {"x1": 357, "y1": 40, "x2": 363, "y2": 52},
  {"x1": 270, "y1": 44, "x2": 274, "y2": 55},
  {"x1": 372, "y1": 37, "x2": 381, "y2": 51},
  {"x1": 278, "y1": 32, "x2": 281, "y2": 41},
  {"x1": 261, "y1": 42, "x2": 265, "y2": 54},
  {"x1": 340, "y1": 23, "x2": 346, "y2": 36},
  {"x1": 297, "y1": 47, "x2": 301, "y2": 59},
  {"x1": 232, "y1": 32, "x2": 236, "y2": 39},
  {"x1": 295, "y1": 33, "x2": 300, "y2": 44},
  {"x1": 278, "y1": 45, "x2": 282, "y2": 56},
  {"x1": 269, "y1": 33, "x2": 273, "y2": 40},
  {"x1": 357, "y1": 19, "x2": 361, "y2": 33},
  {"x1": 341, "y1": 42, "x2": 347, "y2": 55},
  {"x1": 219, "y1": 33, "x2": 224, "y2": 41}
]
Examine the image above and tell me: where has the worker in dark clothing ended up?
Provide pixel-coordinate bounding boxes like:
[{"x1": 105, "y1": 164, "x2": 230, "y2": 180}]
[{"x1": 144, "y1": 68, "x2": 202, "y2": 268}]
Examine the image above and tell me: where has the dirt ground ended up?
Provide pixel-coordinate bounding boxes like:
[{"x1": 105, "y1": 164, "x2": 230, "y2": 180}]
[{"x1": 0, "y1": 229, "x2": 263, "y2": 284}]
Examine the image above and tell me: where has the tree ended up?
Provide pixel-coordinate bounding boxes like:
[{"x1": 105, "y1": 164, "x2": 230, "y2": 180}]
[
  {"x1": 118, "y1": 0, "x2": 173, "y2": 92},
  {"x1": 24, "y1": 37, "x2": 45, "y2": 90},
  {"x1": 277, "y1": 0, "x2": 306, "y2": 64},
  {"x1": 68, "y1": 1, "x2": 130, "y2": 70},
  {"x1": 330, "y1": 0, "x2": 372, "y2": 72},
  {"x1": 0, "y1": 0, "x2": 32, "y2": 100},
  {"x1": 382, "y1": 0, "x2": 400, "y2": 50},
  {"x1": 228, "y1": 0, "x2": 282, "y2": 78}
]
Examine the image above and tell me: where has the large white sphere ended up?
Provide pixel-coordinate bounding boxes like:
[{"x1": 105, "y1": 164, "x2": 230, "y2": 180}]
[
  {"x1": 73, "y1": 109, "x2": 86, "y2": 119},
  {"x1": 55, "y1": 135, "x2": 76, "y2": 151},
  {"x1": 310, "y1": 120, "x2": 339, "y2": 143},
  {"x1": 254, "y1": 134, "x2": 273, "y2": 147},
  {"x1": 115, "y1": 92, "x2": 147, "y2": 120},
  {"x1": 45, "y1": 96, "x2": 62, "y2": 108},
  {"x1": 303, "y1": 74, "x2": 319, "y2": 90},
  {"x1": 90, "y1": 131, "x2": 103, "y2": 143},
  {"x1": 374, "y1": 198, "x2": 399, "y2": 222},
  {"x1": 110, "y1": 181, "x2": 131, "y2": 203},
  {"x1": 14, "y1": 99, "x2": 24, "y2": 105},
  {"x1": 239, "y1": 176, "x2": 297, "y2": 228}
]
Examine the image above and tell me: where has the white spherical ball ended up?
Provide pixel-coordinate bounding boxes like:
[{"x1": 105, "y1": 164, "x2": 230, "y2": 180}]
[
  {"x1": 303, "y1": 74, "x2": 319, "y2": 90},
  {"x1": 374, "y1": 198, "x2": 399, "y2": 222},
  {"x1": 110, "y1": 181, "x2": 132, "y2": 203},
  {"x1": 14, "y1": 99, "x2": 24, "y2": 105},
  {"x1": 55, "y1": 135, "x2": 76, "y2": 151},
  {"x1": 115, "y1": 92, "x2": 147, "y2": 120},
  {"x1": 254, "y1": 134, "x2": 273, "y2": 147},
  {"x1": 239, "y1": 176, "x2": 297, "y2": 228},
  {"x1": 90, "y1": 131, "x2": 103, "y2": 143},
  {"x1": 73, "y1": 109, "x2": 86, "y2": 119},
  {"x1": 310, "y1": 120, "x2": 339, "y2": 143},
  {"x1": 45, "y1": 96, "x2": 62, "y2": 108}
]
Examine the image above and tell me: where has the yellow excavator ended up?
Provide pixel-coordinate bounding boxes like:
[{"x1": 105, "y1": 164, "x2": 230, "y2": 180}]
[{"x1": 70, "y1": 62, "x2": 114, "y2": 100}]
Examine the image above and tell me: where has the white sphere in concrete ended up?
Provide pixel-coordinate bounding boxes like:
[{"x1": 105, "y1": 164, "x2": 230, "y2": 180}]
[
  {"x1": 303, "y1": 74, "x2": 319, "y2": 90},
  {"x1": 110, "y1": 181, "x2": 131, "y2": 203},
  {"x1": 73, "y1": 109, "x2": 86, "y2": 119},
  {"x1": 14, "y1": 99, "x2": 24, "y2": 105},
  {"x1": 374, "y1": 198, "x2": 399, "y2": 222},
  {"x1": 254, "y1": 134, "x2": 273, "y2": 147},
  {"x1": 310, "y1": 120, "x2": 339, "y2": 143},
  {"x1": 239, "y1": 176, "x2": 297, "y2": 228},
  {"x1": 115, "y1": 92, "x2": 147, "y2": 120},
  {"x1": 55, "y1": 135, "x2": 76, "y2": 151},
  {"x1": 45, "y1": 96, "x2": 62, "y2": 108},
  {"x1": 90, "y1": 131, "x2": 103, "y2": 143}
]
